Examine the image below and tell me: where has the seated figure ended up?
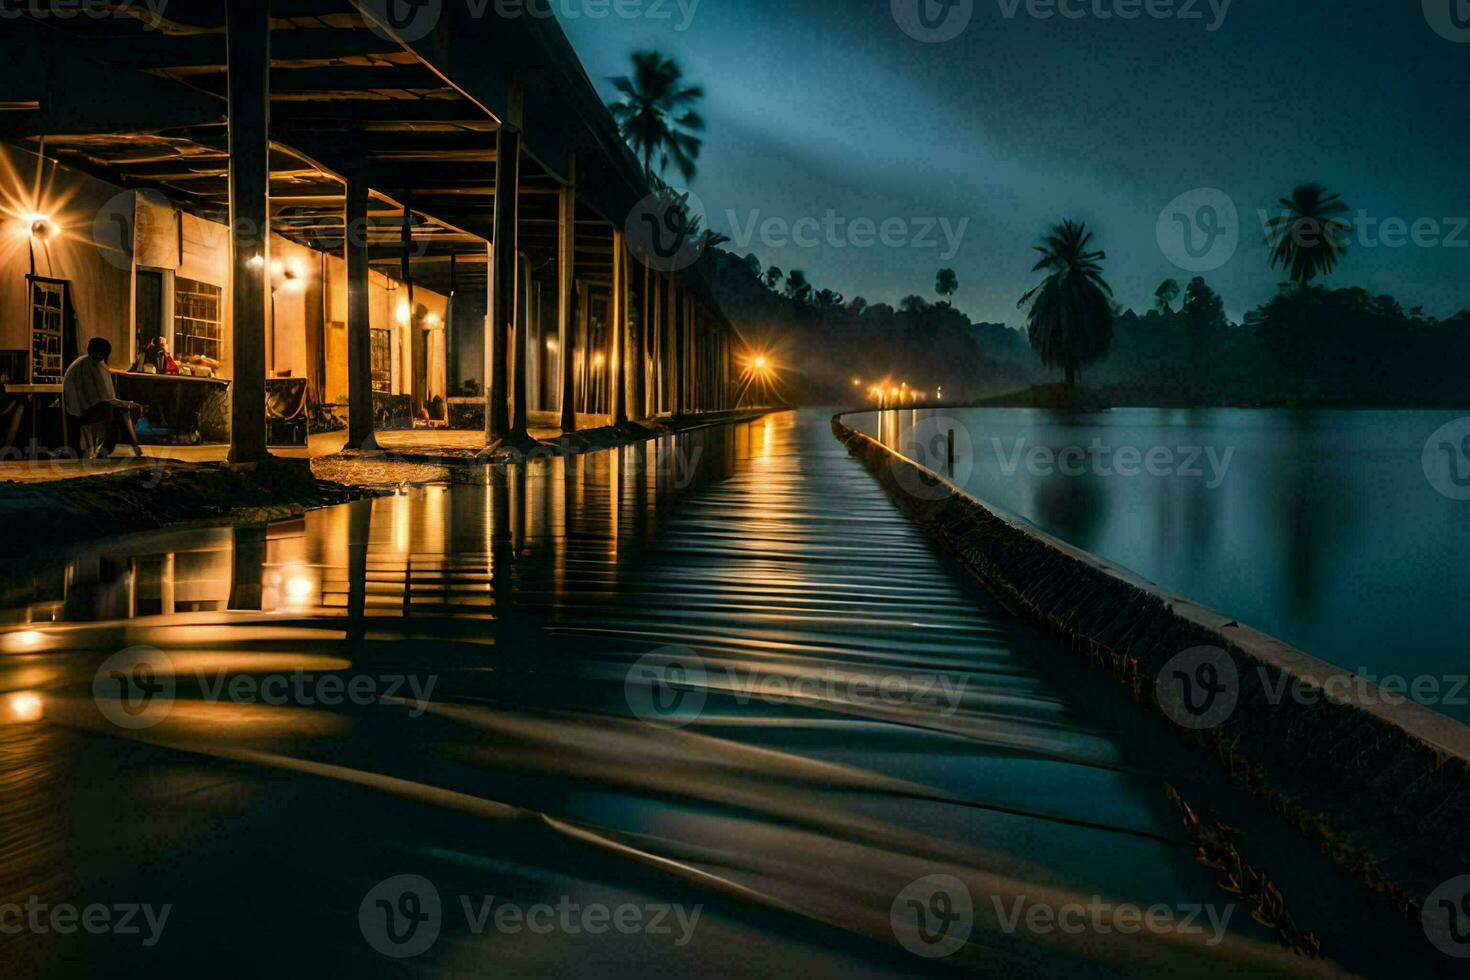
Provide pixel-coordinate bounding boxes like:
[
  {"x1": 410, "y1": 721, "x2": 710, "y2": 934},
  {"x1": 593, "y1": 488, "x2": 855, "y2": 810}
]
[{"x1": 62, "y1": 338, "x2": 144, "y2": 459}]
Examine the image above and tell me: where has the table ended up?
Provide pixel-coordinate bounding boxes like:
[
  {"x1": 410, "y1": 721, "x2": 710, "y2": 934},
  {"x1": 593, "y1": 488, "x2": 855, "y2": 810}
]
[
  {"x1": 0, "y1": 384, "x2": 64, "y2": 456},
  {"x1": 115, "y1": 373, "x2": 230, "y2": 444}
]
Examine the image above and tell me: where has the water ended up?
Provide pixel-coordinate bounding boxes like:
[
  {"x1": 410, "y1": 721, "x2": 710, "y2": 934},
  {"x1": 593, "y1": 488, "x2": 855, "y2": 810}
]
[
  {"x1": 858, "y1": 407, "x2": 1470, "y2": 723},
  {"x1": 0, "y1": 411, "x2": 1436, "y2": 975}
]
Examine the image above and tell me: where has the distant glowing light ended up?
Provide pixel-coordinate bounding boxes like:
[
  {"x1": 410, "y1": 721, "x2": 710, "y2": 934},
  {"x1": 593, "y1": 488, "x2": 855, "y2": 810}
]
[
  {"x1": 397, "y1": 302, "x2": 412, "y2": 326},
  {"x1": 425, "y1": 311, "x2": 441, "y2": 328},
  {"x1": 285, "y1": 574, "x2": 314, "y2": 604},
  {"x1": 3, "y1": 691, "x2": 43, "y2": 723},
  {"x1": 754, "y1": 355, "x2": 767, "y2": 369},
  {"x1": 545, "y1": 338, "x2": 558, "y2": 353},
  {"x1": 592, "y1": 352, "x2": 606, "y2": 368},
  {"x1": 852, "y1": 377, "x2": 862, "y2": 387},
  {"x1": 248, "y1": 254, "x2": 265, "y2": 271}
]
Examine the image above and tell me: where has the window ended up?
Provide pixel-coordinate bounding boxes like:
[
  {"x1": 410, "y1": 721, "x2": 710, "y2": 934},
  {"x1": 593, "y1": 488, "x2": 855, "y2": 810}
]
[
  {"x1": 370, "y1": 328, "x2": 392, "y2": 392},
  {"x1": 173, "y1": 277, "x2": 223, "y2": 363},
  {"x1": 28, "y1": 276, "x2": 68, "y2": 384}
]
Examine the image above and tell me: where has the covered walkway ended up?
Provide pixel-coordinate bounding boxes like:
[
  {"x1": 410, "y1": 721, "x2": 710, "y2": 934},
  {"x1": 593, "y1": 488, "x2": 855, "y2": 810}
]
[{"x1": 1, "y1": 2, "x2": 738, "y2": 465}]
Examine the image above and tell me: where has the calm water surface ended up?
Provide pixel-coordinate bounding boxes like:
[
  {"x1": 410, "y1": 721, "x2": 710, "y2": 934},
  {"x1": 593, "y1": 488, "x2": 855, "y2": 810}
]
[
  {"x1": 859, "y1": 407, "x2": 1470, "y2": 721},
  {"x1": 0, "y1": 411, "x2": 1436, "y2": 976}
]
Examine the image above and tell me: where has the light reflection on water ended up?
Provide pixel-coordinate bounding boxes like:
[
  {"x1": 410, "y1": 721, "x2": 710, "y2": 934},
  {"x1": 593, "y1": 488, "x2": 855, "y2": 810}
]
[{"x1": 0, "y1": 412, "x2": 1415, "y2": 976}]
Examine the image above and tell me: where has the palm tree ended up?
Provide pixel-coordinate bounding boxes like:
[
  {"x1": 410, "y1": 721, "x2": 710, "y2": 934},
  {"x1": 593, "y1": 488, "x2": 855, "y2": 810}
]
[
  {"x1": 1266, "y1": 184, "x2": 1352, "y2": 289},
  {"x1": 764, "y1": 266, "x2": 784, "y2": 291},
  {"x1": 608, "y1": 51, "x2": 705, "y2": 183},
  {"x1": 935, "y1": 268, "x2": 959, "y2": 306},
  {"x1": 1154, "y1": 278, "x2": 1180, "y2": 314},
  {"x1": 1017, "y1": 220, "x2": 1115, "y2": 389}
]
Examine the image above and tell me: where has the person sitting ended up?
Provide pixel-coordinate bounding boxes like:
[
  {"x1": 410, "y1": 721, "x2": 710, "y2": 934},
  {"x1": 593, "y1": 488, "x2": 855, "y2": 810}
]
[
  {"x1": 142, "y1": 335, "x2": 180, "y2": 375},
  {"x1": 63, "y1": 338, "x2": 144, "y2": 459}
]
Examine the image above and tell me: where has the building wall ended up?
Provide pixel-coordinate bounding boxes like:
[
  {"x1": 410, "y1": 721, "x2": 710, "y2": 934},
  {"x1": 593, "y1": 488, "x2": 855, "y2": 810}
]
[
  {"x1": 0, "y1": 142, "x2": 133, "y2": 375},
  {"x1": 1, "y1": 141, "x2": 449, "y2": 409}
]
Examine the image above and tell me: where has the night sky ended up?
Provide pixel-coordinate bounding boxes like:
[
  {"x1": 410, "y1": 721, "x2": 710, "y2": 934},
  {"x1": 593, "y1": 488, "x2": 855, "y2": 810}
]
[{"x1": 561, "y1": 0, "x2": 1470, "y2": 325}]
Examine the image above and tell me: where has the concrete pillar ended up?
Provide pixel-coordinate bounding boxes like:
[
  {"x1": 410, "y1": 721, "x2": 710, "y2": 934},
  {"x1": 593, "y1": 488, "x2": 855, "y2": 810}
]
[
  {"x1": 670, "y1": 275, "x2": 683, "y2": 415},
  {"x1": 486, "y1": 124, "x2": 520, "y2": 441},
  {"x1": 225, "y1": 0, "x2": 269, "y2": 463},
  {"x1": 345, "y1": 175, "x2": 377, "y2": 449},
  {"x1": 557, "y1": 155, "x2": 576, "y2": 434},
  {"x1": 513, "y1": 251, "x2": 530, "y2": 433}
]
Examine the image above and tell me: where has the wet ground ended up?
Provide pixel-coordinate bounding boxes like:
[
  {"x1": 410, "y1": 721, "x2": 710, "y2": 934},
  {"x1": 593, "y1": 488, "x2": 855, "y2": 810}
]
[{"x1": 0, "y1": 411, "x2": 1443, "y2": 976}]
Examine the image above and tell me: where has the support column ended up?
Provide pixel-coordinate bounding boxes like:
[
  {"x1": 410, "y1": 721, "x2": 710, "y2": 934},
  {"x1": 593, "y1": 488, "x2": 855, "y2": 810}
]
[
  {"x1": 557, "y1": 155, "x2": 577, "y2": 434},
  {"x1": 226, "y1": 0, "x2": 269, "y2": 464},
  {"x1": 626, "y1": 244, "x2": 644, "y2": 423},
  {"x1": 513, "y1": 251, "x2": 530, "y2": 432},
  {"x1": 610, "y1": 230, "x2": 627, "y2": 426},
  {"x1": 486, "y1": 124, "x2": 520, "y2": 441},
  {"x1": 670, "y1": 275, "x2": 684, "y2": 415},
  {"x1": 345, "y1": 175, "x2": 377, "y2": 449}
]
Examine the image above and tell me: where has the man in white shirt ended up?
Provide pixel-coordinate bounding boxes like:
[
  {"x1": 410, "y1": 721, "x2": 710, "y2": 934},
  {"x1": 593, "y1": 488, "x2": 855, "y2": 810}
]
[{"x1": 62, "y1": 337, "x2": 143, "y2": 458}]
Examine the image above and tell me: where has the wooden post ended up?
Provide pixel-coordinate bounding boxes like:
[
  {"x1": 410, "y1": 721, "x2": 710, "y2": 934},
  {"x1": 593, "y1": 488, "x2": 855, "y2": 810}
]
[
  {"x1": 557, "y1": 155, "x2": 576, "y2": 434},
  {"x1": 609, "y1": 230, "x2": 627, "y2": 425},
  {"x1": 626, "y1": 244, "x2": 644, "y2": 422},
  {"x1": 513, "y1": 251, "x2": 530, "y2": 432},
  {"x1": 487, "y1": 124, "x2": 520, "y2": 441},
  {"x1": 225, "y1": 0, "x2": 269, "y2": 464},
  {"x1": 345, "y1": 175, "x2": 377, "y2": 449}
]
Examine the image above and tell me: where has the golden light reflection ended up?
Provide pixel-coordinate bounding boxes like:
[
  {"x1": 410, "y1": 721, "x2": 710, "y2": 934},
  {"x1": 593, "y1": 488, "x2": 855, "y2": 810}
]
[
  {"x1": 2, "y1": 691, "x2": 44, "y2": 723},
  {"x1": 3, "y1": 629, "x2": 46, "y2": 653}
]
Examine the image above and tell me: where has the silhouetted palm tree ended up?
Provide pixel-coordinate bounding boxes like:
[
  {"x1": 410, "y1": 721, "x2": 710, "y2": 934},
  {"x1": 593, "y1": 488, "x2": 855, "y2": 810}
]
[
  {"x1": 1018, "y1": 220, "x2": 1115, "y2": 389},
  {"x1": 608, "y1": 51, "x2": 705, "y2": 182},
  {"x1": 1266, "y1": 184, "x2": 1352, "y2": 289},
  {"x1": 764, "y1": 266, "x2": 784, "y2": 291},
  {"x1": 935, "y1": 268, "x2": 958, "y2": 305},
  {"x1": 1154, "y1": 278, "x2": 1180, "y2": 314}
]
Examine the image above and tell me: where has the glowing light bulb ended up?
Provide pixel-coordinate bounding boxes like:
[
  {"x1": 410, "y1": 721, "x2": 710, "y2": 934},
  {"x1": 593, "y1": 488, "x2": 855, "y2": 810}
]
[{"x1": 397, "y1": 302, "x2": 411, "y2": 326}]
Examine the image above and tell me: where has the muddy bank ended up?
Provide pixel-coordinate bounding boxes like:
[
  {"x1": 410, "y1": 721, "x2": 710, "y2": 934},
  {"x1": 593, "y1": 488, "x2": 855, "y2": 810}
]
[
  {"x1": 0, "y1": 458, "x2": 367, "y2": 560},
  {"x1": 831, "y1": 413, "x2": 1470, "y2": 923}
]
